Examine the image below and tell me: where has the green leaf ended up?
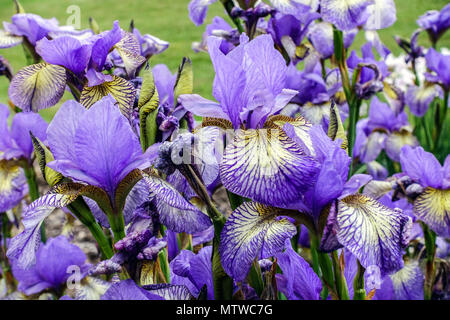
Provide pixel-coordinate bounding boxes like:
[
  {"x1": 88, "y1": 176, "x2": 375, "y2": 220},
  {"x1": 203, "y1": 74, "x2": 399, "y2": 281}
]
[
  {"x1": 30, "y1": 132, "x2": 63, "y2": 188},
  {"x1": 114, "y1": 168, "x2": 143, "y2": 215},
  {"x1": 14, "y1": 0, "x2": 25, "y2": 13},
  {"x1": 138, "y1": 65, "x2": 160, "y2": 150},
  {"x1": 173, "y1": 57, "x2": 193, "y2": 106}
]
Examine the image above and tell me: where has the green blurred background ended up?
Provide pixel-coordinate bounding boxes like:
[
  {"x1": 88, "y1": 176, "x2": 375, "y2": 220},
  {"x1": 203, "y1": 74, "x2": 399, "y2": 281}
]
[{"x1": 0, "y1": 0, "x2": 449, "y2": 121}]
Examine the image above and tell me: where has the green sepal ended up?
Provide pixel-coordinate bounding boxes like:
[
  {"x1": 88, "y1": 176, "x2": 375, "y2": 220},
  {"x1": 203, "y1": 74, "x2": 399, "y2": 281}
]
[
  {"x1": 30, "y1": 132, "x2": 63, "y2": 187},
  {"x1": 328, "y1": 102, "x2": 348, "y2": 151},
  {"x1": 173, "y1": 57, "x2": 193, "y2": 107},
  {"x1": 114, "y1": 169, "x2": 143, "y2": 215},
  {"x1": 138, "y1": 65, "x2": 160, "y2": 151}
]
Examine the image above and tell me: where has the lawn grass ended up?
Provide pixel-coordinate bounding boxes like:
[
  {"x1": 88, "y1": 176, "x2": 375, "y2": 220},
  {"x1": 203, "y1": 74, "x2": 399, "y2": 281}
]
[{"x1": 0, "y1": 0, "x2": 448, "y2": 121}]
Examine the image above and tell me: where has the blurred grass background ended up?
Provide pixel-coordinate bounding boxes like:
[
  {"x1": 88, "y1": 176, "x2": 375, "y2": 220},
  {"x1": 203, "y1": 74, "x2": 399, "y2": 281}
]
[{"x1": 0, "y1": 0, "x2": 449, "y2": 121}]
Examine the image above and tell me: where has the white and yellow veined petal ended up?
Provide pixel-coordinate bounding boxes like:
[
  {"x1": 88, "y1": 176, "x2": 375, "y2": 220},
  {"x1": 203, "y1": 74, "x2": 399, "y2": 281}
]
[
  {"x1": 220, "y1": 126, "x2": 318, "y2": 208},
  {"x1": 335, "y1": 194, "x2": 411, "y2": 275},
  {"x1": 0, "y1": 161, "x2": 27, "y2": 212},
  {"x1": 414, "y1": 188, "x2": 450, "y2": 237}
]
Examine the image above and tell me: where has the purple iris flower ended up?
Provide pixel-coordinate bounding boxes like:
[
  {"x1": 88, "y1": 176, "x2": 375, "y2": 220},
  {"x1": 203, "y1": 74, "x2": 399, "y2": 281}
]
[
  {"x1": 131, "y1": 27, "x2": 169, "y2": 58},
  {"x1": 101, "y1": 279, "x2": 163, "y2": 300},
  {"x1": 400, "y1": 145, "x2": 450, "y2": 237},
  {"x1": 0, "y1": 160, "x2": 27, "y2": 213},
  {"x1": 10, "y1": 236, "x2": 90, "y2": 296},
  {"x1": 180, "y1": 34, "x2": 319, "y2": 208},
  {"x1": 192, "y1": 16, "x2": 238, "y2": 54},
  {"x1": 424, "y1": 48, "x2": 450, "y2": 90},
  {"x1": 308, "y1": 21, "x2": 357, "y2": 59},
  {"x1": 269, "y1": 0, "x2": 318, "y2": 16},
  {"x1": 268, "y1": 11, "x2": 320, "y2": 63},
  {"x1": 275, "y1": 240, "x2": 322, "y2": 300},
  {"x1": 180, "y1": 34, "x2": 298, "y2": 129},
  {"x1": 405, "y1": 84, "x2": 442, "y2": 117},
  {"x1": 188, "y1": 0, "x2": 218, "y2": 26},
  {"x1": 353, "y1": 97, "x2": 418, "y2": 163},
  {"x1": 169, "y1": 246, "x2": 214, "y2": 299},
  {"x1": 347, "y1": 42, "x2": 389, "y2": 99},
  {"x1": 320, "y1": 0, "x2": 372, "y2": 31},
  {"x1": 46, "y1": 96, "x2": 151, "y2": 199},
  {"x1": 0, "y1": 103, "x2": 48, "y2": 162},
  {"x1": 417, "y1": 3, "x2": 450, "y2": 45}
]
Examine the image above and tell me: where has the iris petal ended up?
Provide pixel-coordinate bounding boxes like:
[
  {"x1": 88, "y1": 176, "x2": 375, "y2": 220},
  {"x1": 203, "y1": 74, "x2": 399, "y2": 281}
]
[
  {"x1": 335, "y1": 195, "x2": 411, "y2": 275},
  {"x1": 321, "y1": 0, "x2": 372, "y2": 31},
  {"x1": 80, "y1": 76, "x2": 136, "y2": 120},
  {"x1": 220, "y1": 127, "x2": 318, "y2": 208},
  {"x1": 414, "y1": 188, "x2": 450, "y2": 237},
  {"x1": 8, "y1": 63, "x2": 67, "y2": 112},
  {"x1": 0, "y1": 161, "x2": 27, "y2": 212},
  {"x1": 0, "y1": 30, "x2": 22, "y2": 48},
  {"x1": 142, "y1": 173, "x2": 212, "y2": 233},
  {"x1": 219, "y1": 201, "x2": 297, "y2": 281}
]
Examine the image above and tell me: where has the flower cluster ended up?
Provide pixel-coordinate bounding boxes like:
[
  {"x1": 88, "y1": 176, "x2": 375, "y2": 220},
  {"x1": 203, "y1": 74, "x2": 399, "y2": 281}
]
[{"x1": 0, "y1": 0, "x2": 448, "y2": 301}]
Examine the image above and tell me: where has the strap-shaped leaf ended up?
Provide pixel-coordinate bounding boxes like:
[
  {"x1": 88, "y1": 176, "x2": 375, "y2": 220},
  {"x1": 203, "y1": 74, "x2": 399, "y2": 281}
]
[
  {"x1": 80, "y1": 75, "x2": 136, "y2": 120},
  {"x1": 8, "y1": 62, "x2": 67, "y2": 112},
  {"x1": 138, "y1": 66, "x2": 160, "y2": 150},
  {"x1": 219, "y1": 201, "x2": 297, "y2": 281},
  {"x1": 173, "y1": 57, "x2": 193, "y2": 106},
  {"x1": 114, "y1": 31, "x2": 146, "y2": 77},
  {"x1": 414, "y1": 188, "x2": 450, "y2": 237},
  {"x1": 114, "y1": 169, "x2": 143, "y2": 215},
  {"x1": 0, "y1": 30, "x2": 23, "y2": 49},
  {"x1": 30, "y1": 133, "x2": 63, "y2": 187},
  {"x1": 328, "y1": 102, "x2": 348, "y2": 151}
]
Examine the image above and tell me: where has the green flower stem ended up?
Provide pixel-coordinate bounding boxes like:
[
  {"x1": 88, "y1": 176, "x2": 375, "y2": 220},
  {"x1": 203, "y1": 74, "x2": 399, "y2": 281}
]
[
  {"x1": 433, "y1": 89, "x2": 449, "y2": 153},
  {"x1": 310, "y1": 232, "x2": 335, "y2": 299},
  {"x1": 67, "y1": 198, "x2": 114, "y2": 258},
  {"x1": 22, "y1": 161, "x2": 46, "y2": 242},
  {"x1": 353, "y1": 259, "x2": 366, "y2": 300},
  {"x1": 1, "y1": 213, "x2": 16, "y2": 293},
  {"x1": 109, "y1": 213, "x2": 126, "y2": 243},
  {"x1": 347, "y1": 100, "x2": 362, "y2": 177},
  {"x1": 421, "y1": 116, "x2": 434, "y2": 151},
  {"x1": 421, "y1": 222, "x2": 436, "y2": 300},
  {"x1": 157, "y1": 250, "x2": 171, "y2": 283},
  {"x1": 183, "y1": 164, "x2": 233, "y2": 299},
  {"x1": 331, "y1": 251, "x2": 350, "y2": 300},
  {"x1": 248, "y1": 260, "x2": 264, "y2": 297}
]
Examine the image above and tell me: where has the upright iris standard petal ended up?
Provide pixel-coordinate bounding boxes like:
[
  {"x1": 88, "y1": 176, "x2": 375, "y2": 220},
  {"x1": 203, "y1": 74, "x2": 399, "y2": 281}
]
[
  {"x1": 142, "y1": 173, "x2": 212, "y2": 233},
  {"x1": 414, "y1": 188, "x2": 450, "y2": 238},
  {"x1": 35, "y1": 36, "x2": 92, "y2": 75},
  {"x1": 364, "y1": 0, "x2": 396, "y2": 30},
  {"x1": 320, "y1": 0, "x2": 372, "y2": 31},
  {"x1": 333, "y1": 195, "x2": 411, "y2": 275},
  {"x1": 276, "y1": 240, "x2": 322, "y2": 300},
  {"x1": 8, "y1": 63, "x2": 67, "y2": 112},
  {"x1": 400, "y1": 146, "x2": 444, "y2": 189},
  {"x1": 10, "y1": 112, "x2": 48, "y2": 160},
  {"x1": 89, "y1": 20, "x2": 122, "y2": 71},
  {"x1": 47, "y1": 96, "x2": 147, "y2": 199},
  {"x1": 220, "y1": 128, "x2": 318, "y2": 208},
  {"x1": 188, "y1": 0, "x2": 218, "y2": 26},
  {"x1": 219, "y1": 201, "x2": 297, "y2": 281}
]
